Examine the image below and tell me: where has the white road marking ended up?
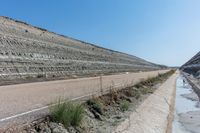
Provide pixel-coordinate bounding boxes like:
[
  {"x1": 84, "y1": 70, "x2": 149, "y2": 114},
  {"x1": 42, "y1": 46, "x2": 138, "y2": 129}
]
[
  {"x1": 0, "y1": 83, "x2": 124, "y2": 123},
  {"x1": 0, "y1": 106, "x2": 48, "y2": 122},
  {"x1": 0, "y1": 93, "x2": 95, "y2": 122}
]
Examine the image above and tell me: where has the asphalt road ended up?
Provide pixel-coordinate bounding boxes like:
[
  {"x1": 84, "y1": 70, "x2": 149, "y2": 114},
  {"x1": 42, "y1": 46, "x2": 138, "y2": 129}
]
[{"x1": 0, "y1": 70, "x2": 169, "y2": 130}]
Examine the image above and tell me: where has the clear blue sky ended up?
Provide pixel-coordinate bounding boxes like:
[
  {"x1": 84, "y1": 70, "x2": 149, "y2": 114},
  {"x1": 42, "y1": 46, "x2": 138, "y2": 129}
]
[{"x1": 0, "y1": 0, "x2": 200, "y2": 66}]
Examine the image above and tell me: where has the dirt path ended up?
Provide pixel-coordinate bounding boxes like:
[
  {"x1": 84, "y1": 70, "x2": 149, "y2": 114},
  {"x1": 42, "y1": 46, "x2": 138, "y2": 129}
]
[
  {"x1": 114, "y1": 71, "x2": 178, "y2": 133},
  {"x1": 0, "y1": 70, "x2": 168, "y2": 130}
]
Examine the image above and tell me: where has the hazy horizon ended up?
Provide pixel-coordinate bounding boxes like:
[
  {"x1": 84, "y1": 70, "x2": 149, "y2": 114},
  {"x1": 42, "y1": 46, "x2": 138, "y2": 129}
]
[{"x1": 0, "y1": 0, "x2": 200, "y2": 66}]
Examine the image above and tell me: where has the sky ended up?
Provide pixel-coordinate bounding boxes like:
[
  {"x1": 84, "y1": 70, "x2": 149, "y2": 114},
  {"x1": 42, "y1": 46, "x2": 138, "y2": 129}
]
[{"x1": 0, "y1": 0, "x2": 200, "y2": 66}]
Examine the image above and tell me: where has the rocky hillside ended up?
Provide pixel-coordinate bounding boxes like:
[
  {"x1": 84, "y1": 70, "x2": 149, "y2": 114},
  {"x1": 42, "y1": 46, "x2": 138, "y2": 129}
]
[
  {"x1": 0, "y1": 16, "x2": 164, "y2": 82},
  {"x1": 181, "y1": 51, "x2": 200, "y2": 77}
]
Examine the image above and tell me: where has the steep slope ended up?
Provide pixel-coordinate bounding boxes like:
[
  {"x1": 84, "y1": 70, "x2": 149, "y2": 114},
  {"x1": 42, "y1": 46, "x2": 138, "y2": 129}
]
[
  {"x1": 0, "y1": 16, "x2": 164, "y2": 82},
  {"x1": 181, "y1": 51, "x2": 200, "y2": 77}
]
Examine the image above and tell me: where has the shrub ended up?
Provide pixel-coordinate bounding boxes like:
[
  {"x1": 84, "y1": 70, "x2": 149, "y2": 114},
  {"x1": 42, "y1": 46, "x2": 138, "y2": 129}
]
[
  {"x1": 140, "y1": 87, "x2": 151, "y2": 94},
  {"x1": 49, "y1": 99, "x2": 85, "y2": 127},
  {"x1": 70, "y1": 103, "x2": 85, "y2": 126},
  {"x1": 110, "y1": 88, "x2": 119, "y2": 102},
  {"x1": 50, "y1": 99, "x2": 66, "y2": 123},
  {"x1": 120, "y1": 100, "x2": 130, "y2": 112},
  {"x1": 132, "y1": 89, "x2": 141, "y2": 99},
  {"x1": 134, "y1": 70, "x2": 175, "y2": 89},
  {"x1": 134, "y1": 82, "x2": 143, "y2": 88},
  {"x1": 87, "y1": 98, "x2": 103, "y2": 115}
]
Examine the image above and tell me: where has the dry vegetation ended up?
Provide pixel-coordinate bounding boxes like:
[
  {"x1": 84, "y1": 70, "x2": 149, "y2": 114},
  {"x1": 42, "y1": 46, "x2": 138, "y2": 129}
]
[{"x1": 49, "y1": 99, "x2": 85, "y2": 128}]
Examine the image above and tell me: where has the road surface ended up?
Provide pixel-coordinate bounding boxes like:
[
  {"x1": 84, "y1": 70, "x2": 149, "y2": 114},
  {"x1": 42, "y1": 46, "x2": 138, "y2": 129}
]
[{"x1": 0, "y1": 70, "x2": 169, "y2": 130}]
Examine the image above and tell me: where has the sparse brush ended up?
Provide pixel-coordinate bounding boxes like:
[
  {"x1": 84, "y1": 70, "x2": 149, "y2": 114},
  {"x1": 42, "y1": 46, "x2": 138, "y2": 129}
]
[
  {"x1": 71, "y1": 104, "x2": 85, "y2": 126},
  {"x1": 132, "y1": 70, "x2": 175, "y2": 96},
  {"x1": 87, "y1": 98, "x2": 104, "y2": 115},
  {"x1": 120, "y1": 100, "x2": 130, "y2": 112},
  {"x1": 110, "y1": 88, "x2": 119, "y2": 102},
  {"x1": 123, "y1": 87, "x2": 134, "y2": 97},
  {"x1": 140, "y1": 87, "x2": 152, "y2": 94},
  {"x1": 132, "y1": 89, "x2": 141, "y2": 99},
  {"x1": 49, "y1": 99, "x2": 85, "y2": 128},
  {"x1": 50, "y1": 99, "x2": 66, "y2": 123},
  {"x1": 134, "y1": 70, "x2": 175, "y2": 89}
]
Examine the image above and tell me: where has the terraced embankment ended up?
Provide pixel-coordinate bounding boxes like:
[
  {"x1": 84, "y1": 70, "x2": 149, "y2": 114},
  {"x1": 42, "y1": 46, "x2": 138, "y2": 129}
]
[
  {"x1": 0, "y1": 16, "x2": 169, "y2": 132},
  {"x1": 181, "y1": 51, "x2": 200, "y2": 104},
  {"x1": 0, "y1": 16, "x2": 164, "y2": 84},
  {"x1": 181, "y1": 51, "x2": 200, "y2": 77},
  {"x1": 181, "y1": 51, "x2": 200, "y2": 100}
]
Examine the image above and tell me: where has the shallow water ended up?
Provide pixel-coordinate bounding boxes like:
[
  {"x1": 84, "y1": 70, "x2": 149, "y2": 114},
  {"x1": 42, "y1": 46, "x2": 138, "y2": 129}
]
[{"x1": 172, "y1": 76, "x2": 200, "y2": 133}]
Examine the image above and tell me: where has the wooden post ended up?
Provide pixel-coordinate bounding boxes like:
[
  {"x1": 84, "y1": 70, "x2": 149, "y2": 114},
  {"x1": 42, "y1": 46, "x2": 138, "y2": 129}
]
[{"x1": 100, "y1": 75, "x2": 103, "y2": 95}]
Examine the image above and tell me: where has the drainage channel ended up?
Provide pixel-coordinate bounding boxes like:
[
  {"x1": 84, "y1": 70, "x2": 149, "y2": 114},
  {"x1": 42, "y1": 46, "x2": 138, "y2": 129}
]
[{"x1": 172, "y1": 76, "x2": 200, "y2": 133}]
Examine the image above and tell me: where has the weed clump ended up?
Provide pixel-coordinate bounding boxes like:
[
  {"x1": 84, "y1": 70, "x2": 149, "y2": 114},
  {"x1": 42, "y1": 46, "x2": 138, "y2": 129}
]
[
  {"x1": 87, "y1": 98, "x2": 103, "y2": 115},
  {"x1": 137, "y1": 70, "x2": 174, "y2": 87},
  {"x1": 109, "y1": 88, "x2": 119, "y2": 102},
  {"x1": 132, "y1": 89, "x2": 141, "y2": 99},
  {"x1": 120, "y1": 100, "x2": 130, "y2": 112},
  {"x1": 140, "y1": 87, "x2": 154, "y2": 94},
  {"x1": 49, "y1": 100, "x2": 85, "y2": 128}
]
